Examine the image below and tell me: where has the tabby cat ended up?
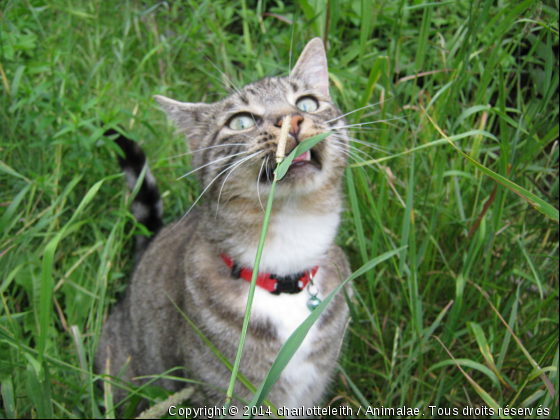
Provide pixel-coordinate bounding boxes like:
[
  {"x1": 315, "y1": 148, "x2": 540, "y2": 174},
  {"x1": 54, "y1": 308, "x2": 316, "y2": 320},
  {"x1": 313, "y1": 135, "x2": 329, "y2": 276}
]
[{"x1": 95, "y1": 38, "x2": 352, "y2": 413}]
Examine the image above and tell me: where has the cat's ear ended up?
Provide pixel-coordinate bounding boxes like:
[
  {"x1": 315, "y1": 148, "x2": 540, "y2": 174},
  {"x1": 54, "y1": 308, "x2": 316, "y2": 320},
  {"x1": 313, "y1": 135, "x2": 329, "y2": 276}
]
[
  {"x1": 290, "y1": 38, "x2": 330, "y2": 97},
  {"x1": 154, "y1": 95, "x2": 211, "y2": 149}
]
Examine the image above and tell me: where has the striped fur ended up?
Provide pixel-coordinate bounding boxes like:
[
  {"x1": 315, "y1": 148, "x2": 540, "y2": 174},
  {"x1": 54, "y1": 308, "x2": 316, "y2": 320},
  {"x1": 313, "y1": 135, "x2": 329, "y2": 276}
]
[
  {"x1": 105, "y1": 128, "x2": 163, "y2": 254},
  {"x1": 96, "y1": 38, "x2": 352, "y2": 416}
]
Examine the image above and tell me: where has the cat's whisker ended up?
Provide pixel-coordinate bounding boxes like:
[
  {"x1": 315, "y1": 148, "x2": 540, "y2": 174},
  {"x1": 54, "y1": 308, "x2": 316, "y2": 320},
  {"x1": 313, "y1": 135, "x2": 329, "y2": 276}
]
[
  {"x1": 333, "y1": 116, "x2": 407, "y2": 130},
  {"x1": 288, "y1": 21, "x2": 296, "y2": 80},
  {"x1": 347, "y1": 127, "x2": 392, "y2": 133},
  {"x1": 324, "y1": 96, "x2": 395, "y2": 124},
  {"x1": 350, "y1": 121, "x2": 406, "y2": 131},
  {"x1": 330, "y1": 138, "x2": 378, "y2": 162},
  {"x1": 266, "y1": 156, "x2": 272, "y2": 183},
  {"x1": 249, "y1": 112, "x2": 261, "y2": 130},
  {"x1": 330, "y1": 144, "x2": 376, "y2": 182},
  {"x1": 215, "y1": 151, "x2": 265, "y2": 217},
  {"x1": 256, "y1": 156, "x2": 268, "y2": 212},
  {"x1": 236, "y1": 133, "x2": 262, "y2": 143},
  {"x1": 331, "y1": 148, "x2": 374, "y2": 183},
  {"x1": 204, "y1": 57, "x2": 243, "y2": 96},
  {"x1": 166, "y1": 143, "x2": 249, "y2": 160},
  {"x1": 330, "y1": 142, "x2": 369, "y2": 165},
  {"x1": 331, "y1": 134, "x2": 394, "y2": 155},
  {"x1": 343, "y1": 129, "x2": 393, "y2": 136},
  {"x1": 177, "y1": 150, "x2": 249, "y2": 180},
  {"x1": 195, "y1": 65, "x2": 241, "y2": 96},
  {"x1": 361, "y1": 110, "x2": 386, "y2": 119},
  {"x1": 173, "y1": 152, "x2": 260, "y2": 229}
]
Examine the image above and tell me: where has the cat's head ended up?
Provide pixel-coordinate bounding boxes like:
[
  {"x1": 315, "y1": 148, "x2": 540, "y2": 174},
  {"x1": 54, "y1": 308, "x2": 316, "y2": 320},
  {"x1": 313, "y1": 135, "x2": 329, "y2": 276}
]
[{"x1": 155, "y1": 38, "x2": 349, "y2": 203}]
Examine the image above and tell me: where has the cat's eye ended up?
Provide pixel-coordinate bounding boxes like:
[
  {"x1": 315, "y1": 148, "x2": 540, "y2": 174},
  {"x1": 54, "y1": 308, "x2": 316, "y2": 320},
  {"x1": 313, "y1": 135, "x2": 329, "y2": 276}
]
[
  {"x1": 296, "y1": 97, "x2": 319, "y2": 113},
  {"x1": 227, "y1": 114, "x2": 256, "y2": 130}
]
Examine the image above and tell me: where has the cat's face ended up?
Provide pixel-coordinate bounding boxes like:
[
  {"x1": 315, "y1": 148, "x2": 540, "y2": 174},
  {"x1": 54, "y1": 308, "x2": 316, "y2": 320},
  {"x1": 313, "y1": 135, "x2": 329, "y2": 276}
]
[{"x1": 155, "y1": 38, "x2": 349, "y2": 203}]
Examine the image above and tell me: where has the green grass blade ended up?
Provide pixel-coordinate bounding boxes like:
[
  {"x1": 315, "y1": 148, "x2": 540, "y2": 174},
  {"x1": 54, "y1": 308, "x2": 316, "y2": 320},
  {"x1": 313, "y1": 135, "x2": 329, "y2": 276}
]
[
  {"x1": 225, "y1": 130, "x2": 331, "y2": 413},
  {"x1": 414, "y1": 5, "x2": 432, "y2": 72},
  {"x1": 433, "y1": 337, "x2": 510, "y2": 418},
  {"x1": 467, "y1": 322, "x2": 508, "y2": 387},
  {"x1": 38, "y1": 176, "x2": 108, "y2": 363},
  {"x1": 240, "y1": 0, "x2": 252, "y2": 57},
  {"x1": 421, "y1": 300, "x2": 454, "y2": 346},
  {"x1": 0, "y1": 160, "x2": 31, "y2": 183},
  {"x1": 223, "y1": 170, "x2": 278, "y2": 415},
  {"x1": 338, "y1": 365, "x2": 374, "y2": 419},
  {"x1": 346, "y1": 167, "x2": 367, "y2": 264},
  {"x1": 516, "y1": 237, "x2": 544, "y2": 299},
  {"x1": 427, "y1": 358, "x2": 501, "y2": 389},
  {"x1": 424, "y1": 109, "x2": 559, "y2": 223},
  {"x1": 496, "y1": 286, "x2": 519, "y2": 371},
  {"x1": 25, "y1": 361, "x2": 53, "y2": 418},
  {"x1": 473, "y1": 283, "x2": 557, "y2": 398},
  {"x1": 0, "y1": 183, "x2": 31, "y2": 234},
  {"x1": 356, "y1": 57, "x2": 388, "y2": 122},
  {"x1": 0, "y1": 375, "x2": 16, "y2": 419}
]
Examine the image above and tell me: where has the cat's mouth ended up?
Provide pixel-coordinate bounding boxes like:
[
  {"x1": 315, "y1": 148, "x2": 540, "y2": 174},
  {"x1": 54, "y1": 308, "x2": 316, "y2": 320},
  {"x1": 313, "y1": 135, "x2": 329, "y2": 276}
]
[
  {"x1": 291, "y1": 150, "x2": 311, "y2": 165},
  {"x1": 260, "y1": 148, "x2": 322, "y2": 183}
]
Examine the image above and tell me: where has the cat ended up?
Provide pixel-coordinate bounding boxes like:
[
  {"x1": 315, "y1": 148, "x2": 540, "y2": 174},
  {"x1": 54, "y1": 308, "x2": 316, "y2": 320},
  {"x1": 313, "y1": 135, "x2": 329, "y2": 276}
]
[{"x1": 95, "y1": 38, "x2": 352, "y2": 415}]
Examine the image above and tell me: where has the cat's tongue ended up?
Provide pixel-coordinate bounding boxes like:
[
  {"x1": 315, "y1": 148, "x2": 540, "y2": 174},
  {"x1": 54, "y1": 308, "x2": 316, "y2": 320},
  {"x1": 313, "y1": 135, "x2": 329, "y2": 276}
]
[{"x1": 291, "y1": 150, "x2": 311, "y2": 164}]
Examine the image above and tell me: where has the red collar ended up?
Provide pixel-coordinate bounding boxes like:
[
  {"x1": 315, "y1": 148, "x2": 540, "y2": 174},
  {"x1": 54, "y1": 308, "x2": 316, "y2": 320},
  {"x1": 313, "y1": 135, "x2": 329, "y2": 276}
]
[{"x1": 221, "y1": 254, "x2": 319, "y2": 295}]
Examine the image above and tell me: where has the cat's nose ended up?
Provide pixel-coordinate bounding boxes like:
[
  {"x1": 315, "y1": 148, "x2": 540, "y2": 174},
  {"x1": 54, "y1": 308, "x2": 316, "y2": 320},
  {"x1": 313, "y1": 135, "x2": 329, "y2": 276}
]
[{"x1": 275, "y1": 113, "x2": 303, "y2": 135}]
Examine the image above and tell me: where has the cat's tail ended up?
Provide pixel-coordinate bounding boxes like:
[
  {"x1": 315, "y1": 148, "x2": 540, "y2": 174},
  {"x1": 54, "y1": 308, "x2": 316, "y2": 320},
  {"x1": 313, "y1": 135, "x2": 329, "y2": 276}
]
[{"x1": 104, "y1": 128, "x2": 164, "y2": 254}]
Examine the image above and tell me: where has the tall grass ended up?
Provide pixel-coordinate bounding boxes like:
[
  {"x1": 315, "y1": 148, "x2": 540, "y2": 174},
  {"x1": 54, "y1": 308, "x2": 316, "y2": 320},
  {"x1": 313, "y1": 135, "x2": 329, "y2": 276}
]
[{"x1": 1, "y1": 0, "x2": 558, "y2": 418}]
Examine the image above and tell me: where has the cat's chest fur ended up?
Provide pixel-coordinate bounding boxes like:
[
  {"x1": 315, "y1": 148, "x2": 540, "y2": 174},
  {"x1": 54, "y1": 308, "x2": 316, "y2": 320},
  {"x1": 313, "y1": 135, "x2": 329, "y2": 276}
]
[
  {"x1": 235, "y1": 203, "x2": 342, "y2": 276},
  {"x1": 252, "y1": 287, "x2": 322, "y2": 406}
]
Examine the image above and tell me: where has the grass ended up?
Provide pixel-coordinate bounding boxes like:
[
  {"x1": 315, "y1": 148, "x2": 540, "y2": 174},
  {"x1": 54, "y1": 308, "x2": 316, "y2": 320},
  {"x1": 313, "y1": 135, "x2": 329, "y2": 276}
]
[{"x1": 1, "y1": 0, "x2": 558, "y2": 418}]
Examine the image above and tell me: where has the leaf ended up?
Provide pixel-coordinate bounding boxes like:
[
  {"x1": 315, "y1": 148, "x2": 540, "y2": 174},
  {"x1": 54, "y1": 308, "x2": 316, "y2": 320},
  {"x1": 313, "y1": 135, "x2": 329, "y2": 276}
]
[{"x1": 338, "y1": 365, "x2": 374, "y2": 419}]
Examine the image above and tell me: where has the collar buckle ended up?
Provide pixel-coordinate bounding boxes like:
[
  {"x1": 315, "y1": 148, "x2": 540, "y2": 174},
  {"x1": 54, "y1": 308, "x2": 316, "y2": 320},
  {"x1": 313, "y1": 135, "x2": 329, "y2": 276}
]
[{"x1": 270, "y1": 272, "x2": 306, "y2": 295}]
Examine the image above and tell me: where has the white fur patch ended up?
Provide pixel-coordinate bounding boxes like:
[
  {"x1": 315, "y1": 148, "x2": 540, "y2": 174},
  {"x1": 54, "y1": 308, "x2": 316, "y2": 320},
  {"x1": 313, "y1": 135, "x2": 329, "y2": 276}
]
[
  {"x1": 237, "y1": 205, "x2": 340, "y2": 276},
  {"x1": 251, "y1": 274, "x2": 324, "y2": 408},
  {"x1": 124, "y1": 166, "x2": 156, "y2": 191},
  {"x1": 124, "y1": 168, "x2": 137, "y2": 191},
  {"x1": 132, "y1": 202, "x2": 149, "y2": 221},
  {"x1": 145, "y1": 169, "x2": 157, "y2": 188}
]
